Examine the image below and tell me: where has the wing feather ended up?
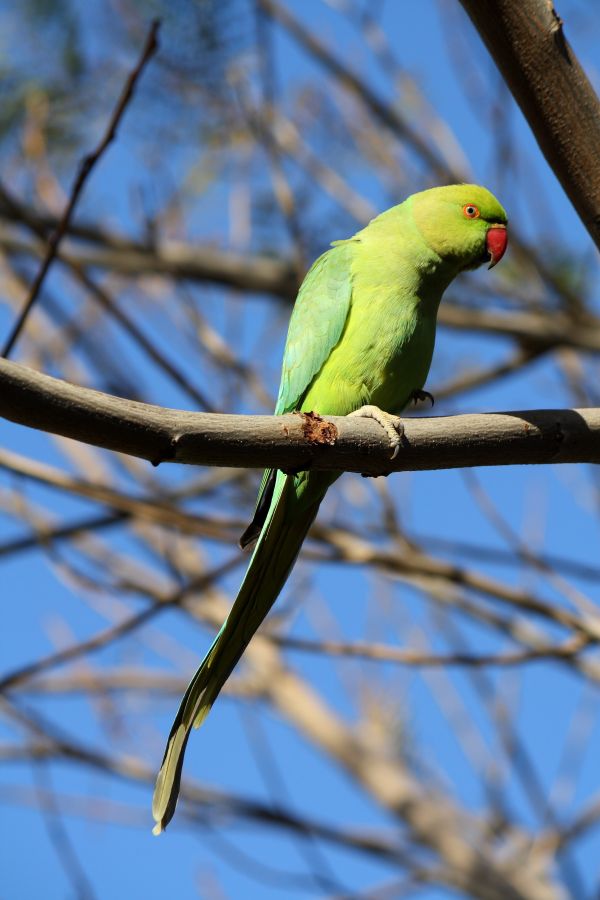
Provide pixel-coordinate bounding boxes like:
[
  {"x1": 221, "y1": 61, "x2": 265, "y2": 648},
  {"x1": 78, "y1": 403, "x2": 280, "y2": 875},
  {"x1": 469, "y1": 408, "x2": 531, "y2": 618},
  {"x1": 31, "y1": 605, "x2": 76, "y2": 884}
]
[
  {"x1": 240, "y1": 240, "x2": 355, "y2": 547},
  {"x1": 275, "y1": 240, "x2": 355, "y2": 415}
]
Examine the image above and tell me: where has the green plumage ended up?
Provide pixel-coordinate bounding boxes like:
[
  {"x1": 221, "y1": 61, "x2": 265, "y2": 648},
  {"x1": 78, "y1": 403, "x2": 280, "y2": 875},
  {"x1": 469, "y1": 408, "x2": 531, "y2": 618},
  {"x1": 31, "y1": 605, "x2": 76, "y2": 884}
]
[{"x1": 152, "y1": 184, "x2": 508, "y2": 833}]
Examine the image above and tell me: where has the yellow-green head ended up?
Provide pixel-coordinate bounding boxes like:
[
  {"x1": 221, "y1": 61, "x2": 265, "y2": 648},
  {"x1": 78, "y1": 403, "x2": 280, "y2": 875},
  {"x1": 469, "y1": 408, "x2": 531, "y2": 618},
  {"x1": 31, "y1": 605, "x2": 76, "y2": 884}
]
[{"x1": 412, "y1": 184, "x2": 508, "y2": 271}]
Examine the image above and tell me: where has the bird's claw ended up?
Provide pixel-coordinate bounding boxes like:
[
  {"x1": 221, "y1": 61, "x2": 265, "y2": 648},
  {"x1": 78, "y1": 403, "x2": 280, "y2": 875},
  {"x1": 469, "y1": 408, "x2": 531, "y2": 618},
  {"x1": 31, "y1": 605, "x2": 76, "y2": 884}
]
[
  {"x1": 348, "y1": 405, "x2": 404, "y2": 460},
  {"x1": 411, "y1": 389, "x2": 434, "y2": 407}
]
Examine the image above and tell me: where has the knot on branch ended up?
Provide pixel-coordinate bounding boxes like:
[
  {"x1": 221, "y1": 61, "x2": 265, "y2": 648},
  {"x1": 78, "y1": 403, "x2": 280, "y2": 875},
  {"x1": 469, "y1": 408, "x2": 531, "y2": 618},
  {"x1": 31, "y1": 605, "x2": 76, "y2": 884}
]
[{"x1": 299, "y1": 411, "x2": 338, "y2": 446}]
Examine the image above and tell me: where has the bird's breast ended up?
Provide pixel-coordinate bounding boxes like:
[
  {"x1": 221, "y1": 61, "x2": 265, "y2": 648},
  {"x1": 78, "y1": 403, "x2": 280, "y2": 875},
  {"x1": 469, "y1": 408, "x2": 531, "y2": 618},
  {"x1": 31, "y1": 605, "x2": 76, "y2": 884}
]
[{"x1": 302, "y1": 288, "x2": 438, "y2": 416}]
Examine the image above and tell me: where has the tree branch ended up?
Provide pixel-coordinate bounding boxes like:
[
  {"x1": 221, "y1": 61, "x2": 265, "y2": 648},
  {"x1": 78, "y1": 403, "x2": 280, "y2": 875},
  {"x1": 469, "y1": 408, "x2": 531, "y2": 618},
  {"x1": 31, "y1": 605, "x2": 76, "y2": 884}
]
[
  {"x1": 1, "y1": 358, "x2": 599, "y2": 474},
  {"x1": 0, "y1": 221, "x2": 299, "y2": 299},
  {"x1": 257, "y1": 0, "x2": 458, "y2": 182},
  {"x1": 459, "y1": 0, "x2": 600, "y2": 250}
]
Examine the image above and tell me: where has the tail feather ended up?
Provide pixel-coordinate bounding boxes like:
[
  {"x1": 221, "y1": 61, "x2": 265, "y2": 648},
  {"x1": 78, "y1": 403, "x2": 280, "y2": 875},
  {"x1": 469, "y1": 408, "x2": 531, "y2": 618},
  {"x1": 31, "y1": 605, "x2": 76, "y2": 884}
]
[
  {"x1": 239, "y1": 468, "x2": 276, "y2": 550},
  {"x1": 152, "y1": 471, "x2": 330, "y2": 833}
]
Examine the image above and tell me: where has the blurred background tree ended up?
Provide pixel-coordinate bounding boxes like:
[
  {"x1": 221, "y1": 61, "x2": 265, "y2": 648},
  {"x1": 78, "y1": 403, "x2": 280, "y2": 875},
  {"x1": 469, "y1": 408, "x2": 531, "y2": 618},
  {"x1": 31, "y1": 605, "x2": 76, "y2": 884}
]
[{"x1": 1, "y1": 1, "x2": 600, "y2": 897}]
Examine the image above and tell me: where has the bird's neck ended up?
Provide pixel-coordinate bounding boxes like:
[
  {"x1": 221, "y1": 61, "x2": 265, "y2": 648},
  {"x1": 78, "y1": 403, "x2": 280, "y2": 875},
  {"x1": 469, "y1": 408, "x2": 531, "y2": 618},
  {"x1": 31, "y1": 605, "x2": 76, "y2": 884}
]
[{"x1": 356, "y1": 199, "x2": 458, "y2": 316}]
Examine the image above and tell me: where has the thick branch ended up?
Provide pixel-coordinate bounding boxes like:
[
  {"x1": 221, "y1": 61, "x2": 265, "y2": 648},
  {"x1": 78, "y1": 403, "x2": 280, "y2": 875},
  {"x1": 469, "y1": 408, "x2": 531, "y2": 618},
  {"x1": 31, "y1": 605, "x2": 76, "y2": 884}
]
[
  {"x1": 1, "y1": 359, "x2": 599, "y2": 474},
  {"x1": 459, "y1": 0, "x2": 600, "y2": 250}
]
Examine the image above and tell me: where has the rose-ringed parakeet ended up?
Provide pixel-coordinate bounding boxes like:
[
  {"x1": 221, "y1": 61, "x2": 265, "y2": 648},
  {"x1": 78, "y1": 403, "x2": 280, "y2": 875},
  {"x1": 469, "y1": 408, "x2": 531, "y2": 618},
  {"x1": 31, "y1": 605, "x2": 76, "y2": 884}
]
[{"x1": 152, "y1": 183, "x2": 508, "y2": 832}]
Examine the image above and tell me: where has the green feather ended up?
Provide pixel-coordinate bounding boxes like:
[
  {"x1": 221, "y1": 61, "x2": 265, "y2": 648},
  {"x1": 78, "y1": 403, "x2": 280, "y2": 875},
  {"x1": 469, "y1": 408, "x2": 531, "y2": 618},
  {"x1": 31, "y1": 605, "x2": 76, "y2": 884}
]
[
  {"x1": 152, "y1": 184, "x2": 508, "y2": 833},
  {"x1": 152, "y1": 469, "x2": 334, "y2": 833},
  {"x1": 275, "y1": 239, "x2": 355, "y2": 415}
]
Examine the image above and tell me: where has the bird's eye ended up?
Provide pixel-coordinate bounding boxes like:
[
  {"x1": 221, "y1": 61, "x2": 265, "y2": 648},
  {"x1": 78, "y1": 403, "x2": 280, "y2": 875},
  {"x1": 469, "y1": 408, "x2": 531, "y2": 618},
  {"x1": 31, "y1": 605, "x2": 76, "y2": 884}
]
[{"x1": 463, "y1": 204, "x2": 480, "y2": 219}]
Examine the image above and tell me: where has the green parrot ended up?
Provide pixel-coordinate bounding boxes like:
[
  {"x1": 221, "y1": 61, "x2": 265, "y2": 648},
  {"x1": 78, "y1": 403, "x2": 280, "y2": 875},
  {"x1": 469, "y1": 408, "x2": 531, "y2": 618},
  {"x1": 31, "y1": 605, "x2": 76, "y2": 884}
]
[{"x1": 152, "y1": 183, "x2": 508, "y2": 833}]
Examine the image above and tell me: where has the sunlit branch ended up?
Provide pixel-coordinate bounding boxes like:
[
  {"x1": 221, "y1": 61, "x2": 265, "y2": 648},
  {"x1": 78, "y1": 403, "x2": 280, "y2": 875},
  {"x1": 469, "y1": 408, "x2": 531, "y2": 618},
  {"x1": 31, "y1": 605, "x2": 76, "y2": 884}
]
[
  {"x1": 1, "y1": 359, "x2": 600, "y2": 476},
  {"x1": 460, "y1": 0, "x2": 600, "y2": 251}
]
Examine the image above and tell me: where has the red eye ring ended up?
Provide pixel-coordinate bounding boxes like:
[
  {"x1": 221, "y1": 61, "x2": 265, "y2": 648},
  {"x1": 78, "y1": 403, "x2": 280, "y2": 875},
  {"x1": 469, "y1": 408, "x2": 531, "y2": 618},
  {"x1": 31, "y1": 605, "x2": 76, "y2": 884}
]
[{"x1": 463, "y1": 204, "x2": 480, "y2": 219}]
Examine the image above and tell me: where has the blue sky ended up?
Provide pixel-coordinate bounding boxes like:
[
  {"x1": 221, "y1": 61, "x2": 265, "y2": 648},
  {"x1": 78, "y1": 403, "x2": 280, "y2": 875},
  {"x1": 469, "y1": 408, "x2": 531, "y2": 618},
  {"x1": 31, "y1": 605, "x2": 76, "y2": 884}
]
[{"x1": 1, "y1": 1, "x2": 600, "y2": 898}]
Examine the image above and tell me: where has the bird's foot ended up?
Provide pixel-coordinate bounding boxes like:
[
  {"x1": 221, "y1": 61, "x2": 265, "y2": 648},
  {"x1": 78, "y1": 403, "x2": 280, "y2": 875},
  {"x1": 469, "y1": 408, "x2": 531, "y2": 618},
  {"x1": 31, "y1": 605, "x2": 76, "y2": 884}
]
[
  {"x1": 348, "y1": 405, "x2": 404, "y2": 460},
  {"x1": 411, "y1": 389, "x2": 434, "y2": 407}
]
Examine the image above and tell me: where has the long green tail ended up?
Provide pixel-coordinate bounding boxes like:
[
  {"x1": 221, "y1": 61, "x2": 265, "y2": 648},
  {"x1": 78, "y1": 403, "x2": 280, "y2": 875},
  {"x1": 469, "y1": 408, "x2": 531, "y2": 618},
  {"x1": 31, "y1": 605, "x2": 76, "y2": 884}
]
[{"x1": 152, "y1": 470, "x2": 332, "y2": 833}]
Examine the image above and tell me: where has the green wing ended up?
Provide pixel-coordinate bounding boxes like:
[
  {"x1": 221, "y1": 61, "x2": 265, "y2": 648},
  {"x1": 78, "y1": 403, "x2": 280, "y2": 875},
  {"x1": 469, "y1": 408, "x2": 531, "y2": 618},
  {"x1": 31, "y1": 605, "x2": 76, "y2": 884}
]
[
  {"x1": 275, "y1": 239, "x2": 355, "y2": 415},
  {"x1": 239, "y1": 240, "x2": 354, "y2": 550}
]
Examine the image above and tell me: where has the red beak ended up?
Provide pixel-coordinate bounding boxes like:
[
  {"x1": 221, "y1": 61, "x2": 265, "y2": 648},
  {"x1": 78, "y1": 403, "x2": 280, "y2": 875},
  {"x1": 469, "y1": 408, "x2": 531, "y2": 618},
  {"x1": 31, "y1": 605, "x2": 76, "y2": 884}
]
[{"x1": 486, "y1": 224, "x2": 507, "y2": 269}]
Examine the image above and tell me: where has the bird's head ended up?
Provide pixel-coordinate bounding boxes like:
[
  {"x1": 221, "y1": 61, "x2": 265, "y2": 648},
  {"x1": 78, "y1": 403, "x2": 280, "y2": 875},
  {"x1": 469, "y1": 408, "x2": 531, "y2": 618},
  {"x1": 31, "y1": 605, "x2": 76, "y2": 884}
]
[{"x1": 412, "y1": 184, "x2": 508, "y2": 272}]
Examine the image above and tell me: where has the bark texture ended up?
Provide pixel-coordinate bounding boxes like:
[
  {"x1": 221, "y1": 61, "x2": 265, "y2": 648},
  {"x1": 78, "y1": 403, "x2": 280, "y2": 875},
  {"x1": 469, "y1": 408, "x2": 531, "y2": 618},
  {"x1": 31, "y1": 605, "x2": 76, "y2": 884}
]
[
  {"x1": 460, "y1": 0, "x2": 600, "y2": 249},
  {"x1": 1, "y1": 358, "x2": 599, "y2": 475}
]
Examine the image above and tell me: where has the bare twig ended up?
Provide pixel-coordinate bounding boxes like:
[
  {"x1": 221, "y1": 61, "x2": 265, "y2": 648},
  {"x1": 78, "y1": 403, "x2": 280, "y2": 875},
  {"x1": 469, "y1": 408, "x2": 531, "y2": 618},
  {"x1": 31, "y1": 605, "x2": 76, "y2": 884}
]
[
  {"x1": 257, "y1": 0, "x2": 456, "y2": 181},
  {"x1": 5, "y1": 221, "x2": 600, "y2": 359},
  {"x1": 0, "y1": 775, "x2": 410, "y2": 866},
  {"x1": 67, "y1": 267, "x2": 215, "y2": 411},
  {"x1": 0, "y1": 558, "x2": 240, "y2": 694},
  {"x1": 0, "y1": 219, "x2": 299, "y2": 298},
  {"x1": 1, "y1": 19, "x2": 161, "y2": 357},
  {"x1": 277, "y1": 633, "x2": 589, "y2": 667},
  {"x1": 0, "y1": 447, "x2": 238, "y2": 540},
  {"x1": 31, "y1": 762, "x2": 98, "y2": 900}
]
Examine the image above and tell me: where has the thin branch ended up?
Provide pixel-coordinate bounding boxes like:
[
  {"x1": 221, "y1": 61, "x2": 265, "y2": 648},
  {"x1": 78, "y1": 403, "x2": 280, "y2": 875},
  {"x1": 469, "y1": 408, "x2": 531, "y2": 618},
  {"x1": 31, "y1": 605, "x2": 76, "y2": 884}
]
[
  {"x1": 1, "y1": 19, "x2": 161, "y2": 357},
  {"x1": 67, "y1": 266, "x2": 215, "y2": 412},
  {"x1": 4, "y1": 455, "x2": 599, "y2": 587},
  {"x1": 432, "y1": 344, "x2": 548, "y2": 402},
  {"x1": 0, "y1": 447, "x2": 240, "y2": 539},
  {"x1": 0, "y1": 558, "x2": 240, "y2": 694},
  {"x1": 438, "y1": 302, "x2": 600, "y2": 354},
  {"x1": 0, "y1": 358, "x2": 599, "y2": 475},
  {"x1": 15, "y1": 671, "x2": 191, "y2": 696},
  {"x1": 0, "y1": 220, "x2": 298, "y2": 298},
  {"x1": 0, "y1": 511, "x2": 126, "y2": 560},
  {"x1": 4, "y1": 222, "x2": 600, "y2": 355},
  {"x1": 278, "y1": 634, "x2": 589, "y2": 668},
  {"x1": 257, "y1": 0, "x2": 456, "y2": 181},
  {"x1": 314, "y1": 524, "x2": 600, "y2": 642},
  {"x1": 412, "y1": 532, "x2": 600, "y2": 584},
  {"x1": 31, "y1": 762, "x2": 97, "y2": 900},
  {"x1": 0, "y1": 708, "x2": 410, "y2": 866},
  {"x1": 13, "y1": 632, "x2": 584, "y2": 689}
]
